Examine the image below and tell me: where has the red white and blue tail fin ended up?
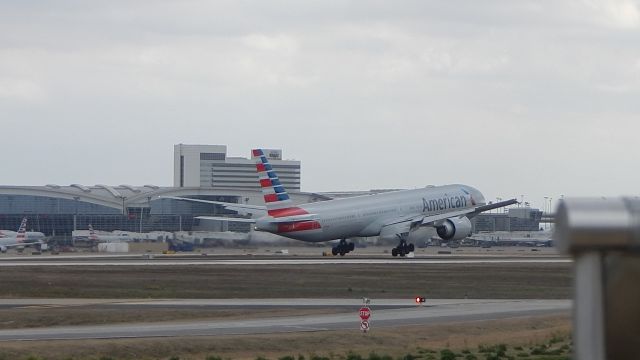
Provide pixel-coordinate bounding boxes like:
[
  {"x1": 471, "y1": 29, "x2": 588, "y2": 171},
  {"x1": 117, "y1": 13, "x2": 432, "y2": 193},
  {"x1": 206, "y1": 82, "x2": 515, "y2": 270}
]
[
  {"x1": 88, "y1": 224, "x2": 98, "y2": 241},
  {"x1": 252, "y1": 149, "x2": 293, "y2": 213},
  {"x1": 16, "y1": 217, "x2": 27, "y2": 243},
  {"x1": 252, "y1": 149, "x2": 320, "y2": 233}
]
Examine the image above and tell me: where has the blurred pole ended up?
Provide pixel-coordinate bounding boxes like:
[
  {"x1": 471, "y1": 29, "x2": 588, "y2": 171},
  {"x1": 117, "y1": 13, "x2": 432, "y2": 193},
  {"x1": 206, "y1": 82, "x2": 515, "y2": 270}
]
[
  {"x1": 555, "y1": 197, "x2": 640, "y2": 360},
  {"x1": 574, "y1": 252, "x2": 605, "y2": 360}
]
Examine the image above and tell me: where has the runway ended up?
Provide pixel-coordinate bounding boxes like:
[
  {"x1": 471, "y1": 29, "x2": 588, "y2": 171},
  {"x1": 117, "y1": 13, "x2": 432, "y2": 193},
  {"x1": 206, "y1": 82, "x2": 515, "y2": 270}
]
[
  {"x1": 0, "y1": 256, "x2": 571, "y2": 267},
  {"x1": 0, "y1": 299, "x2": 570, "y2": 341}
]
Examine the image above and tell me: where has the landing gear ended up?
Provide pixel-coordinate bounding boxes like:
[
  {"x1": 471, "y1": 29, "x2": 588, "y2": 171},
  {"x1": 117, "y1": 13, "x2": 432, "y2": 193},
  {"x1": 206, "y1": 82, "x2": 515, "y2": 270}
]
[
  {"x1": 392, "y1": 236, "x2": 415, "y2": 257},
  {"x1": 332, "y1": 239, "x2": 355, "y2": 256}
]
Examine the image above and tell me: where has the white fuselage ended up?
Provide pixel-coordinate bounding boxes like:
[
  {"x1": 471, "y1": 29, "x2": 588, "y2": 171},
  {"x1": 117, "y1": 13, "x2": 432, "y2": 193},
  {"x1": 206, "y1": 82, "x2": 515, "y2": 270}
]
[
  {"x1": 260, "y1": 184, "x2": 486, "y2": 242},
  {"x1": 90, "y1": 234, "x2": 131, "y2": 243},
  {"x1": 0, "y1": 234, "x2": 44, "y2": 251},
  {"x1": 0, "y1": 231, "x2": 45, "y2": 241},
  {"x1": 0, "y1": 236, "x2": 26, "y2": 248}
]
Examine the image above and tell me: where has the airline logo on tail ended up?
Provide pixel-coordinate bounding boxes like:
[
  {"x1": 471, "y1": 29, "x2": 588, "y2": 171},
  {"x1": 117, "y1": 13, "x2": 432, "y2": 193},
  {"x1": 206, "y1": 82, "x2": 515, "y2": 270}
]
[
  {"x1": 252, "y1": 149, "x2": 307, "y2": 218},
  {"x1": 252, "y1": 149, "x2": 291, "y2": 204},
  {"x1": 16, "y1": 217, "x2": 27, "y2": 243},
  {"x1": 88, "y1": 224, "x2": 99, "y2": 241},
  {"x1": 252, "y1": 149, "x2": 321, "y2": 232}
]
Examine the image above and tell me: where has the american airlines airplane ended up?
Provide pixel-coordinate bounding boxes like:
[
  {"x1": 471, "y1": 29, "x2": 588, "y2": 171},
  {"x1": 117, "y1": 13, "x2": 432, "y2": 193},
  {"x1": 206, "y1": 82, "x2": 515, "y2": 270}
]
[
  {"x1": 87, "y1": 224, "x2": 131, "y2": 243},
  {"x1": 0, "y1": 219, "x2": 46, "y2": 242},
  {"x1": 0, "y1": 217, "x2": 47, "y2": 253},
  {"x1": 167, "y1": 149, "x2": 517, "y2": 256}
]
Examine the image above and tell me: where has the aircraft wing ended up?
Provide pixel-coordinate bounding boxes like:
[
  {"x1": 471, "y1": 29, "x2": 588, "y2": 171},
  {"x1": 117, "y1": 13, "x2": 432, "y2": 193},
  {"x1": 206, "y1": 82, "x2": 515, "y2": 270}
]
[
  {"x1": 160, "y1": 196, "x2": 267, "y2": 216},
  {"x1": 382, "y1": 198, "x2": 519, "y2": 228}
]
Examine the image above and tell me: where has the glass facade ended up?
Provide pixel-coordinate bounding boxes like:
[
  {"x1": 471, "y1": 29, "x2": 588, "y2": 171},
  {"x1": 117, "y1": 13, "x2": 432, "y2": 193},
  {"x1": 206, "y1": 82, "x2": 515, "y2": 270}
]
[
  {"x1": 0, "y1": 193, "x2": 239, "y2": 235},
  {"x1": 0, "y1": 195, "x2": 120, "y2": 215},
  {"x1": 0, "y1": 214, "x2": 203, "y2": 236}
]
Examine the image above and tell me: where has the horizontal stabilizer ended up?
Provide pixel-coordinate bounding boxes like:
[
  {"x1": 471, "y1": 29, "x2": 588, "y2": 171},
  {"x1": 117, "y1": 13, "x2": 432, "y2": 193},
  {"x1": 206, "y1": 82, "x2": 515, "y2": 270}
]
[
  {"x1": 196, "y1": 216, "x2": 257, "y2": 223},
  {"x1": 159, "y1": 196, "x2": 267, "y2": 216},
  {"x1": 267, "y1": 214, "x2": 318, "y2": 223}
]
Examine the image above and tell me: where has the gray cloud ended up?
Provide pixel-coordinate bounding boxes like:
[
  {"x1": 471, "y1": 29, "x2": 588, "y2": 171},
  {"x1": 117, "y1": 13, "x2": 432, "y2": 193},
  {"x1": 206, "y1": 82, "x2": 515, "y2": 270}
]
[{"x1": 1, "y1": 0, "x2": 639, "y2": 209}]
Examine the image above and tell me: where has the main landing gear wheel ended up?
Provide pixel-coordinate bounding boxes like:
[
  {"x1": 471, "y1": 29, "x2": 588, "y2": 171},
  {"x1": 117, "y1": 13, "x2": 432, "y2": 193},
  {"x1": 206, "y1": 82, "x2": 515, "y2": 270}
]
[
  {"x1": 332, "y1": 239, "x2": 355, "y2": 256},
  {"x1": 392, "y1": 238, "x2": 414, "y2": 257}
]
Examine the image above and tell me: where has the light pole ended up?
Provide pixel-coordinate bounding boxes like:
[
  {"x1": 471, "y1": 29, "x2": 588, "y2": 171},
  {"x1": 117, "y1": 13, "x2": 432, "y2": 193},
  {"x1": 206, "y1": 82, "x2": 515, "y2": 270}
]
[
  {"x1": 120, "y1": 196, "x2": 127, "y2": 215},
  {"x1": 547, "y1": 196, "x2": 553, "y2": 230},
  {"x1": 73, "y1": 196, "x2": 80, "y2": 232},
  {"x1": 544, "y1": 196, "x2": 549, "y2": 230},
  {"x1": 139, "y1": 205, "x2": 144, "y2": 234}
]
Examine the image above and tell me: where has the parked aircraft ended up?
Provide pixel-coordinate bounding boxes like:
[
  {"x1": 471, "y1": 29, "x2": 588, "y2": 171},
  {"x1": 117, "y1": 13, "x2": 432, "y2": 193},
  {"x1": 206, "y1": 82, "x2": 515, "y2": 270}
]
[
  {"x1": 0, "y1": 220, "x2": 46, "y2": 242},
  {"x1": 87, "y1": 224, "x2": 131, "y2": 243},
  {"x1": 166, "y1": 149, "x2": 517, "y2": 256},
  {"x1": 0, "y1": 217, "x2": 47, "y2": 253}
]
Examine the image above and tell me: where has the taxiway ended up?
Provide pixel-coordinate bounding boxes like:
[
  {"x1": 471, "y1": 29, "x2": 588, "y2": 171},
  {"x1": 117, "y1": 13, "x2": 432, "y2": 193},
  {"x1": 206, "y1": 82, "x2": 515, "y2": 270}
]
[{"x1": 0, "y1": 298, "x2": 570, "y2": 341}]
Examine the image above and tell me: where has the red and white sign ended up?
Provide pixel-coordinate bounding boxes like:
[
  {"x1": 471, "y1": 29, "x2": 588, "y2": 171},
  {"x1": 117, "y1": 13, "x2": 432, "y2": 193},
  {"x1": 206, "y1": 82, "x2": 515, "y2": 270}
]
[
  {"x1": 360, "y1": 320, "x2": 370, "y2": 332},
  {"x1": 359, "y1": 307, "x2": 371, "y2": 321}
]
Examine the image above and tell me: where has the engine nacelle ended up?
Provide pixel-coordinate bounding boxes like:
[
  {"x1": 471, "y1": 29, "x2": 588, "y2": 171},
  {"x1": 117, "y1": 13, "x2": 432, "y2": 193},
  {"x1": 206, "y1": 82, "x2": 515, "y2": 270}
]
[
  {"x1": 0, "y1": 245, "x2": 6, "y2": 253},
  {"x1": 436, "y1": 217, "x2": 472, "y2": 241}
]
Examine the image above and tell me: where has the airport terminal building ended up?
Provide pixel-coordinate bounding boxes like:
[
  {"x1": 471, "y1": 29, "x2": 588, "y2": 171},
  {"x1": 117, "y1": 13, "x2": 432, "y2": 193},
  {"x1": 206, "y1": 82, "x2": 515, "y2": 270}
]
[
  {"x1": 0, "y1": 145, "x2": 327, "y2": 236},
  {"x1": 0, "y1": 143, "x2": 542, "y2": 238},
  {"x1": 472, "y1": 207, "x2": 543, "y2": 232}
]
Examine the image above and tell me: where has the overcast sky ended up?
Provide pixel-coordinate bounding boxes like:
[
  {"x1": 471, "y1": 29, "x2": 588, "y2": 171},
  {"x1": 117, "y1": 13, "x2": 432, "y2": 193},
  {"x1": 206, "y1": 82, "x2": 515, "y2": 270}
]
[{"x1": 1, "y1": 1, "x2": 639, "y2": 209}]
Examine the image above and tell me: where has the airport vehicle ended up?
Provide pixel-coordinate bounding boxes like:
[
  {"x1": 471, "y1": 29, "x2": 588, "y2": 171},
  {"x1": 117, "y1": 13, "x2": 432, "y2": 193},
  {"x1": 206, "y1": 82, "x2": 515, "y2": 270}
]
[
  {"x1": 87, "y1": 224, "x2": 131, "y2": 243},
  {"x1": 166, "y1": 149, "x2": 517, "y2": 256},
  {"x1": 0, "y1": 217, "x2": 47, "y2": 253}
]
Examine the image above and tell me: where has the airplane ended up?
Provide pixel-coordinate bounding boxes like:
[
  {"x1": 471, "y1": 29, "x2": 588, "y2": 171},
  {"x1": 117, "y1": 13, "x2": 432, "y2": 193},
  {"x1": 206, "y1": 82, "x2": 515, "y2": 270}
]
[
  {"x1": 0, "y1": 217, "x2": 47, "y2": 253},
  {"x1": 0, "y1": 221, "x2": 46, "y2": 242},
  {"x1": 87, "y1": 224, "x2": 131, "y2": 243},
  {"x1": 164, "y1": 149, "x2": 518, "y2": 257}
]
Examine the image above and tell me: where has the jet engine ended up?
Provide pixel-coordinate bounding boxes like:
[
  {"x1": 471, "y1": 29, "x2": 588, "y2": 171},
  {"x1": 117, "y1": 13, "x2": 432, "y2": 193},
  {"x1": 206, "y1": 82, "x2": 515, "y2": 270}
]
[
  {"x1": 436, "y1": 217, "x2": 472, "y2": 241},
  {"x1": 0, "y1": 245, "x2": 6, "y2": 253}
]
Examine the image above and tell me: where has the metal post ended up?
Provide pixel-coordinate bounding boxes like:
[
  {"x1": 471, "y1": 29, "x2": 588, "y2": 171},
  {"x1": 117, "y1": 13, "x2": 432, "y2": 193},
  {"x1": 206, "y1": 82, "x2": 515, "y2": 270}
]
[
  {"x1": 574, "y1": 252, "x2": 605, "y2": 360},
  {"x1": 555, "y1": 197, "x2": 640, "y2": 360}
]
